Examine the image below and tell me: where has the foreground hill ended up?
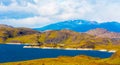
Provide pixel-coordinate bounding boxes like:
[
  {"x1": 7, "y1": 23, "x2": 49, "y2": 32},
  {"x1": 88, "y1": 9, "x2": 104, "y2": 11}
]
[
  {"x1": 2, "y1": 50, "x2": 120, "y2": 65},
  {"x1": 34, "y1": 20, "x2": 120, "y2": 32}
]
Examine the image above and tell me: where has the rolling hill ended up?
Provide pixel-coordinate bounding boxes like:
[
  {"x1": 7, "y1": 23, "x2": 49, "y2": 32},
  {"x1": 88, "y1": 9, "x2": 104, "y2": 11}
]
[
  {"x1": 86, "y1": 28, "x2": 120, "y2": 38},
  {"x1": 0, "y1": 24, "x2": 39, "y2": 43},
  {"x1": 0, "y1": 24, "x2": 120, "y2": 50}
]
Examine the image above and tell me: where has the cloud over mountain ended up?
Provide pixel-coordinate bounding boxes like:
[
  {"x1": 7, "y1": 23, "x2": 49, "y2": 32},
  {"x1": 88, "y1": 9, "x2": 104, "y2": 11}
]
[{"x1": 0, "y1": 0, "x2": 120, "y2": 27}]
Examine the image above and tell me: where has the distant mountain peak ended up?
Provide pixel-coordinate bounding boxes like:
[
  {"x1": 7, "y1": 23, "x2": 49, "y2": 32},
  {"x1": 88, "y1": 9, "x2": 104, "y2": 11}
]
[
  {"x1": 59, "y1": 19, "x2": 97, "y2": 24},
  {"x1": 34, "y1": 19, "x2": 120, "y2": 32}
]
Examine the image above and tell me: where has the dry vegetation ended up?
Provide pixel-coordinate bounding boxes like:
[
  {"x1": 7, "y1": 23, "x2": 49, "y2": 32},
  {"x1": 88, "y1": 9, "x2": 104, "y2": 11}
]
[{"x1": 4, "y1": 30, "x2": 120, "y2": 51}]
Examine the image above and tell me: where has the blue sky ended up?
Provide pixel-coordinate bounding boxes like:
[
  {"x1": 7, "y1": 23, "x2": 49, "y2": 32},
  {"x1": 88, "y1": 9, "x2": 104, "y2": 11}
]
[{"x1": 0, "y1": 0, "x2": 120, "y2": 28}]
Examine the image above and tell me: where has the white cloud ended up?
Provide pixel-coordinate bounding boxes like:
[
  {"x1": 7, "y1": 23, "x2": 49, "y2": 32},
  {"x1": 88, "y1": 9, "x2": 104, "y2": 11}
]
[
  {"x1": 38, "y1": 2, "x2": 60, "y2": 16},
  {"x1": 0, "y1": 0, "x2": 120, "y2": 28},
  {"x1": 0, "y1": 16, "x2": 52, "y2": 28},
  {"x1": 84, "y1": 0, "x2": 120, "y2": 23}
]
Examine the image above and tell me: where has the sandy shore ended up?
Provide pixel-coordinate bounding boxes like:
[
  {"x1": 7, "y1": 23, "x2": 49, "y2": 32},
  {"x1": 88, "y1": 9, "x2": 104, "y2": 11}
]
[
  {"x1": 23, "y1": 46, "x2": 116, "y2": 53},
  {"x1": 6, "y1": 43, "x2": 22, "y2": 45},
  {"x1": 6, "y1": 43, "x2": 29, "y2": 45}
]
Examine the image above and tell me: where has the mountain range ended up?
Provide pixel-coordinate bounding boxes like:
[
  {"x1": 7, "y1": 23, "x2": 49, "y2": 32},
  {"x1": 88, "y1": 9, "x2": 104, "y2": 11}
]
[
  {"x1": 34, "y1": 20, "x2": 120, "y2": 32},
  {"x1": 0, "y1": 24, "x2": 120, "y2": 50}
]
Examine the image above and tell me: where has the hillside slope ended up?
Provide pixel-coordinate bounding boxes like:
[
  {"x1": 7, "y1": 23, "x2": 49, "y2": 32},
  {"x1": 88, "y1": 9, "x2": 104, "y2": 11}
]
[
  {"x1": 86, "y1": 28, "x2": 120, "y2": 38},
  {"x1": 0, "y1": 24, "x2": 39, "y2": 43},
  {"x1": 6, "y1": 29, "x2": 120, "y2": 50}
]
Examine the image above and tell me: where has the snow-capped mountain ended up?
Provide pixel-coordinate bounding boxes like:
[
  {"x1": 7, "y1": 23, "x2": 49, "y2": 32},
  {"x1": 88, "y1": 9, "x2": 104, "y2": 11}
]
[{"x1": 34, "y1": 20, "x2": 120, "y2": 32}]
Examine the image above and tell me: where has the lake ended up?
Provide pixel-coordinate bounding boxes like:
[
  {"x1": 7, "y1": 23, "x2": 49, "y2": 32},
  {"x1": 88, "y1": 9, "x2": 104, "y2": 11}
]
[{"x1": 0, "y1": 44, "x2": 113, "y2": 63}]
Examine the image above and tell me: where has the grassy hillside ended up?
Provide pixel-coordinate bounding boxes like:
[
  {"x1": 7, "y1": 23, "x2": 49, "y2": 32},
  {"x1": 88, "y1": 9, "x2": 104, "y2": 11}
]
[
  {"x1": 0, "y1": 29, "x2": 118, "y2": 50},
  {"x1": 5, "y1": 30, "x2": 120, "y2": 50},
  {"x1": 6, "y1": 34, "x2": 39, "y2": 45},
  {"x1": 0, "y1": 25, "x2": 39, "y2": 43}
]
